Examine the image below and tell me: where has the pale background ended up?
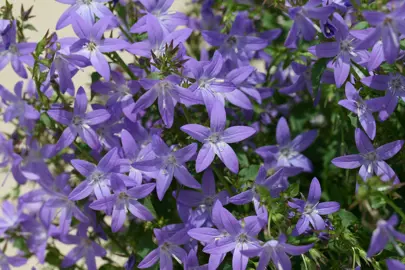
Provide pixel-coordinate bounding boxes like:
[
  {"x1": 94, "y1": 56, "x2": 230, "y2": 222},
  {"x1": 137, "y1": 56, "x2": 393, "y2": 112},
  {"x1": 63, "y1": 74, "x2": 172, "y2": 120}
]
[{"x1": 1, "y1": 0, "x2": 189, "y2": 268}]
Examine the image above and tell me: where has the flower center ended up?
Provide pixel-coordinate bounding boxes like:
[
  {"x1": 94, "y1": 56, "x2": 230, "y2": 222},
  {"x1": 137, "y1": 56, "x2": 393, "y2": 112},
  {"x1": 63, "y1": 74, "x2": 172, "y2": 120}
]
[
  {"x1": 72, "y1": 116, "x2": 84, "y2": 126},
  {"x1": 389, "y1": 75, "x2": 405, "y2": 93},
  {"x1": 90, "y1": 171, "x2": 105, "y2": 184},
  {"x1": 7, "y1": 44, "x2": 18, "y2": 54},
  {"x1": 208, "y1": 133, "x2": 221, "y2": 143},
  {"x1": 237, "y1": 233, "x2": 249, "y2": 244},
  {"x1": 279, "y1": 147, "x2": 297, "y2": 159},
  {"x1": 340, "y1": 39, "x2": 354, "y2": 54},
  {"x1": 304, "y1": 203, "x2": 316, "y2": 214},
  {"x1": 356, "y1": 102, "x2": 367, "y2": 115},
  {"x1": 156, "y1": 81, "x2": 173, "y2": 93},
  {"x1": 118, "y1": 192, "x2": 129, "y2": 200},
  {"x1": 78, "y1": 0, "x2": 92, "y2": 5},
  {"x1": 166, "y1": 154, "x2": 177, "y2": 165},
  {"x1": 363, "y1": 151, "x2": 377, "y2": 161},
  {"x1": 86, "y1": 41, "x2": 97, "y2": 51},
  {"x1": 226, "y1": 36, "x2": 237, "y2": 47}
]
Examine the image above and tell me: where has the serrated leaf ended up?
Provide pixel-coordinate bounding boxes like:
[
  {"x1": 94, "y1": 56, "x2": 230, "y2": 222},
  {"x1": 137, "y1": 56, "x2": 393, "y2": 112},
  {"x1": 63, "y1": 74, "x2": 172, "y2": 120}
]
[
  {"x1": 239, "y1": 165, "x2": 260, "y2": 182},
  {"x1": 338, "y1": 209, "x2": 358, "y2": 228}
]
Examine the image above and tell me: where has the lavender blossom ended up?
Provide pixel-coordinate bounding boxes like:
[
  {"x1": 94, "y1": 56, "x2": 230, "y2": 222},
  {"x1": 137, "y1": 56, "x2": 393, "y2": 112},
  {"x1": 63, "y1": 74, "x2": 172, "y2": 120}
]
[
  {"x1": 367, "y1": 214, "x2": 405, "y2": 257},
  {"x1": 48, "y1": 87, "x2": 111, "y2": 150},
  {"x1": 332, "y1": 128, "x2": 403, "y2": 182},
  {"x1": 256, "y1": 117, "x2": 317, "y2": 172},
  {"x1": 288, "y1": 177, "x2": 340, "y2": 235},
  {"x1": 181, "y1": 101, "x2": 256, "y2": 173}
]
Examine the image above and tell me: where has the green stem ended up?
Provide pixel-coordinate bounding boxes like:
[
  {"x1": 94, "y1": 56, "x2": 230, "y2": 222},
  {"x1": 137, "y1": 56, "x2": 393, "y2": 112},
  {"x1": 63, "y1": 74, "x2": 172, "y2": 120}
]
[
  {"x1": 101, "y1": 221, "x2": 130, "y2": 256},
  {"x1": 212, "y1": 165, "x2": 233, "y2": 195},
  {"x1": 106, "y1": 52, "x2": 137, "y2": 80},
  {"x1": 302, "y1": 255, "x2": 309, "y2": 270},
  {"x1": 352, "y1": 247, "x2": 356, "y2": 270},
  {"x1": 381, "y1": 193, "x2": 405, "y2": 220}
]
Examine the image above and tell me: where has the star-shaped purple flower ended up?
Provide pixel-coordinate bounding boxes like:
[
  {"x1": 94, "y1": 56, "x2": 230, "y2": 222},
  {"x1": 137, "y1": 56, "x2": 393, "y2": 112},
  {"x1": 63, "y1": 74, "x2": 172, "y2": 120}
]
[
  {"x1": 288, "y1": 177, "x2": 340, "y2": 235},
  {"x1": 181, "y1": 101, "x2": 256, "y2": 173},
  {"x1": 242, "y1": 233, "x2": 313, "y2": 270},
  {"x1": 367, "y1": 214, "x2": 405, "y2": 257},
  {"x1": 133, "y1": 135, "x2": 201, "y2": 200},
  {"x1": 332, "y1": 128, "x2": 403, "y2": 182},
  {"x1": 256, "y1": 117, "x2": 317, "y2": 172},
  {"x1": 338, "y1": 82, "x2": 385, "y2": 139},
  {"x1": 48, "y1": 87, "x2": 111, "y2": 150}
]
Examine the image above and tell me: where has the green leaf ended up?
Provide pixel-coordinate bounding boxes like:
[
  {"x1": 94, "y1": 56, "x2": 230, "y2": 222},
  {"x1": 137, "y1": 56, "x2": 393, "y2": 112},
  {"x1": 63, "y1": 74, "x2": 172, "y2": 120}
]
[
  {"x1": 285, "y1": 182, "x2": 300, "y2": 197},
  {"x1": 353, "y1": 21, "x2": 369, "y2": 30},
  {"x1": 237, "y1": 153, "x2": 249, "y2": 168},
  {"x1": 143, "y1": 196, "x2": 157, "y2": 219},
  {"x1": 239, "y1": 165, "x2": 260, "y2": 182},
  {"x1": 311, "y1": 58, "x2": 330, "y2": 98},
  {"x1": 338, "y1": 209, "x2": 358, "y2": 228}
]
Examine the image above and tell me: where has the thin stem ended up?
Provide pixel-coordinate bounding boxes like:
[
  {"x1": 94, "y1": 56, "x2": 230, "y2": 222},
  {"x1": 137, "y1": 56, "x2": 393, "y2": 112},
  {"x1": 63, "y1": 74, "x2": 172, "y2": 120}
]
[
  {"x1": 381, "y1": 193, "x2": 405, "y2": 221},
  {"x1": 352, "y1": 247, "x2": 356, "y2": 270},
  {"x1": 101, "y1": 220, "x2": 130, "y2": 257},
  {"x1": 302, "y1": 255, "x2": 309, "y2": 270},
  {"x1": 106, "y1": 52, "x2": 137, "y2": 80},
  {"x1": 212, "y1": 165, "x2": 233, "y2": 195}
]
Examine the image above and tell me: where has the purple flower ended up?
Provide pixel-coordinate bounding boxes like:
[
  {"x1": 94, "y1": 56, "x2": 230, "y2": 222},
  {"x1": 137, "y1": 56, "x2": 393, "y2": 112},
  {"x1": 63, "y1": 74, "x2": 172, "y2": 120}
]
[
  {"x1": 356, "y1": 4, "x2": 405, "y2": 63},
  {"x1": 242, "y1": 234, "x2": 313, "y2": 270},
  {"x1": 49, "y1": 38, "x2": 89, "y2": 95},
  {"x1": 0, "y1": 250, "x2": 27, "y2": 269},
  {"x1": 181, "y1": 101, "x2": 256, "y2": 173},
  {"x1": 68, "y1": 147, "x2": 128, "y2": 201},
  {"x1": 48, "y1": 87, "x2": 111, "y2": 150},
  {"x1": 0, "y1": 82, "x2": 40, "y2": 125},
  {"x1": 361, "y1": 73, "x2": 405, "y2": 121},
  {"x1": 202, "y1": 12, "x2": 267, "y2": 65},
  {"x1": 61, "y1": 225, "x2": 107, "y2": 270},
  {"x1": 128, "y1": 14, "x2": 192, "y2": 59},
  {"x1": 367, "y1": 214, "x2": 405, "y2": 257},
  {"x1": 332, "y1": 128, "x2": 403, "y2": 182},
  {"x1": 91, "y1": 71, "x2": 140, "y2": 120},
  {"x1": 21, "y1": 218, "x2": 51, "y2": 263},
  {"x1": 256, "y1": 117, "x2": 317, "y2": 172},
  {"x1": 90, "y1": 174, "x2": 155, "y2": 232},
  {"x1": 288, "y1": 177, "x2": 340, "y2": 235},
  {"x1": 185, "y1": 52, "x2": 236, "y2": 113},
  {"x1": 284, "y1": 0, "x2": 335, "y2": 48},
  {"x1": 40, "y1": 173, "x2": 88, "y2": 235},
  {"x1": 386, "y1": 259, "x2": 405, "y2": 270},
  {"x1": 130, "y1": 0, "x2": 188, "y2": 35},
  {"x1": 308, "y1": 14, "x2": 369, "y2": 87},
  {"x1": 184, "y1": 248, "x2": 208, "y2": 270},
  {"x1": 0, "y1": 21, "x2": 36, "y2": 78},
  {"x1": 119, "y1": 129, "x2": 156, "y2": 185},
  {"x1": 176, "y1": 169, "x2": 229, "y2": 227},
  {"x1": 262, "y1": 166, "x2": 303, "y2": 198},
  {"x1": 70, "y1": 16, "x2": 129, "y2": 81},
  {"x1": 138, "y1": 228, "x2": 188, "y2": 270},
  {"x1": 56, "y1": 0, "x2": 114, "y2": 29},
  {"x1": 0, "y1": 200, "x2": 27, "y2": 237},
  {"x1": 188, "y1": 201, "x2": 261, "y2": 270},
  {"x1": 133, "y1": 75, "x2": 199, "y2": 128},
  {"x1": 133, "y1": 136, "x2": 201, "y2": 200},
  {"x1": 338, "y1": 82, "x2": 385, "y2": 139},
  {"x1": 229, "y1": 166, "x2": 267, "y2": 209}
]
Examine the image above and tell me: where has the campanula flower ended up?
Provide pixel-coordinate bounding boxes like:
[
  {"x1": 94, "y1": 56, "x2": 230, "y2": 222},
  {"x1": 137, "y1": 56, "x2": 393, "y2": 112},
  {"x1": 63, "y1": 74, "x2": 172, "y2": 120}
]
[
  {"x1": 256, "y1": 117, "x2": 317, "y2": 172},
  {"x1": 288, "y1": 177, "x2": 340, "y2": 235},
  {"x1": 332, "y1": 128, "x2": 403, "y2": 182},
  {"x1": 367, "y1": 214, "x2": 405, "y2": 257},
  {"x1": 181, "y1": 101, "x2": 256, "y2": 173},
  {"x1": 48, "y1": 87, "x2": 111, "y2": 150},
  {"x1": 242, "y1": 234, "x2": 313, "y2": 270}
]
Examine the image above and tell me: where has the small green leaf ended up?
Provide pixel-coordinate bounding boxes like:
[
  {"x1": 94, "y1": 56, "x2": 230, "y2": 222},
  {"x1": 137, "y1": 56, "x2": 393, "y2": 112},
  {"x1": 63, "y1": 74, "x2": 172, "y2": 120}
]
[
  {"x1": 143, "y1": 196, "x2": 157, "y2": 219},
  {"x1": 311, "y1": 58, "x2": 330, "y2": 98},
  {"x1": 338, "y1": 209, "x2": 358, "y2": 228}
]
